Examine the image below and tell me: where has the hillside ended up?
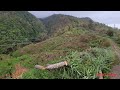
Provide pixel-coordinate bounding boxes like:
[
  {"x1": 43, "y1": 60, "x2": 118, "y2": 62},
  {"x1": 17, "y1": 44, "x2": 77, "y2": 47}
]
[
  {"x1": 1, "y1": 14, "x2": 120, "y2": 79},
  {"x1": 0, "y1": 11, "x2": 47, "y2": 54},
  {"x1": 41, "y1": 14, "x2": 91, "y2": 36},
  {"x1": 41, "y1": 14, "x2": 117, "y2": 37},
  {"x1": 10, "y1": 24, "x2": 118, "y2": 79},
  {"x1": 42, "y1": 14, "x2": 120, "y2": 47}
]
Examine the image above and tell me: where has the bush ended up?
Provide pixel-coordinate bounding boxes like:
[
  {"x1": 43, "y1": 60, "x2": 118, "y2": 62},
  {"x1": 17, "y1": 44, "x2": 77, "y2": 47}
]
[
  {"x1": 106, "y1": 30, "x2": 114, "y2": 37},
  {"x1": 12, "y1": 50, "x2": 22, "y2": 57},
  {"x1": 100, "y1": 39, "x2": 111, "y2": 47}
]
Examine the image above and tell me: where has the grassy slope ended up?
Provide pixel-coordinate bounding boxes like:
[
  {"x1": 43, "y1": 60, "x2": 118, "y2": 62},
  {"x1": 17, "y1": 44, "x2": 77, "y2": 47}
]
[
  {"x1": 0, "y1": 27, "x2": 117, "y2": 79},
  {"x1": 0, "y1": 14, "x2": 120, "y2": 79}
]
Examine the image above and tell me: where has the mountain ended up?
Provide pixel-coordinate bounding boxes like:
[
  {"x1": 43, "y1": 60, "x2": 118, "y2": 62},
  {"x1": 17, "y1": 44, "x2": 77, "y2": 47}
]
[
  {"x1": 7, "y1": 14, "x2": 119, "y2": 79},
  {"x1": 1, "y1": 14, "x2": 120, "y2": 79},
  {"x1": 0, "y1": 11, "x2": 47, "y2": 54},
  {"x1": 41, "y1": 14, "x2": 115, "y2": 37}
]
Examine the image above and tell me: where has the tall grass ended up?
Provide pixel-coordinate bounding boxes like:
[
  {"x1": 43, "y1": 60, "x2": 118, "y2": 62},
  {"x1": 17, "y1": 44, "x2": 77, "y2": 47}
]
[
  {"x1": 63, "y1": 48, "x2": 115, "y2": 79},
  {"x1": 22, "y1": 47, "x2": 116, "y2": 79}
]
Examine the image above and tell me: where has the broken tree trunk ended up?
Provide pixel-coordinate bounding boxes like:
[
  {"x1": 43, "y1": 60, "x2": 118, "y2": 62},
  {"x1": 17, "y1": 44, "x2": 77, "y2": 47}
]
[
  {"x1": 35, "y1": 61, "x2": 68, "y2": 70},
  {"x1": 46, "y1": 61, "x2": 68, "y2": 70},
  {"x1": 35, "y1": 65, "x2": 46, "y2": 70}
]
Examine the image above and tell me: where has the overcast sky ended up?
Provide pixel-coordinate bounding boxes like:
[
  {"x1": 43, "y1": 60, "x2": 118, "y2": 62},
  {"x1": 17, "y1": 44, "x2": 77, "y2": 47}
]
[{"x1": 29, "y1": 11, "x2": 120, "y2": 29}]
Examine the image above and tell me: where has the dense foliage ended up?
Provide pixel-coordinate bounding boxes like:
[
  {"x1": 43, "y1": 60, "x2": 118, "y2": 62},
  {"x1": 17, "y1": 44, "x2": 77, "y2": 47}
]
[{"x1": 0, "y1": 11, "x2": 47, "y2": 54}]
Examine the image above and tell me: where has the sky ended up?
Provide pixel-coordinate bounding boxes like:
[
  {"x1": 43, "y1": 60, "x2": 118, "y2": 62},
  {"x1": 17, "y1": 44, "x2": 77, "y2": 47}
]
[{"x1": 29, "y1": 11, "x2": 120, "y2": 29}]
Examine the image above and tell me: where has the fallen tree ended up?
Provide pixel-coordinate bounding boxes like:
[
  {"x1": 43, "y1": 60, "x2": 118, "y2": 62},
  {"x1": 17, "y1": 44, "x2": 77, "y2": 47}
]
[
  {"x1": 35, "y1": 61, "x2": 68, "y2": 70},
  {"x1": 35, "y1": 61, "x2": 104, "y2": 79}
]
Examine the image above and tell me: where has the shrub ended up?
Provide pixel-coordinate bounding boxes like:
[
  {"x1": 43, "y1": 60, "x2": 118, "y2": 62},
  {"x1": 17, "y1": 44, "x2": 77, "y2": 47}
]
[
  {"x1": 12, "y1": 50, "x2": 22, "y2": 57},
  {"x1": 106, "y1": 30, "x2": 114, "y2": 37},
  {"x1": 100, "y1": 39, "x2": 111, "y2": 47}
]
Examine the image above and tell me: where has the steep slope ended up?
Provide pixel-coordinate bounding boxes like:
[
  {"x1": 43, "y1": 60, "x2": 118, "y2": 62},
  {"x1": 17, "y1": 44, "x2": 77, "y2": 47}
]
[
  {"x1": 12, "y1": 14, "x2": 119, "y2": 79},
  {"x1": 41, "y1": 14, "x2": 91, "y2": 36},
  {"x1": 10, "y1": 25, "x2": 117, "y2": 79},
  {"x1": 0, "y1": 11, "x2": 47, "y2": 53},
  {"x1": 41, "y1": 14, "x2": 115, "y2": 37},
  {"x1": 1, "y1": 14, "x2": 120, "y2": 79}
]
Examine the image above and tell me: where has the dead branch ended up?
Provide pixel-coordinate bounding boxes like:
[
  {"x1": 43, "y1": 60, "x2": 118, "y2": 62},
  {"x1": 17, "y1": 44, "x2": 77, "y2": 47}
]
[{"x1": 35, "y1": 61, "x2": 68, "y2": 70}]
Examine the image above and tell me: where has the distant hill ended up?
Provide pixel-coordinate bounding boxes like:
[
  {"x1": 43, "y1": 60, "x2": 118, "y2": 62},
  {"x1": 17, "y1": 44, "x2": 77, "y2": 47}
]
[
  {"x1": 41, "y1": 14, "x2": 115, "y2": 37},
  {"x1": 0, "y1": 11, "x2": 47, "y2": 53}
]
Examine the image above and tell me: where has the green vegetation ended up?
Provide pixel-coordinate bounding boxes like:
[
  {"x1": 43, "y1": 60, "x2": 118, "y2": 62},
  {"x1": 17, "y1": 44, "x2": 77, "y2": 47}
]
[
  {"x1": 13, "y1": 30, "x2": 117, "y2": 79},
  {"x1": 0, "y1": 54, "x2": 35, "y2": 78},
  {"x1": 0, "y1": 11, "x2": 47, "y2": 54},
  {"x1": 0, "y1": 13, "x2": 120, "y2": 79},
  {"x1": 21, "y1": 48, "x2": 116, "y2": 79},
  {"x1": 0, "y1": 56, "x2": 19, "y2": 78}
]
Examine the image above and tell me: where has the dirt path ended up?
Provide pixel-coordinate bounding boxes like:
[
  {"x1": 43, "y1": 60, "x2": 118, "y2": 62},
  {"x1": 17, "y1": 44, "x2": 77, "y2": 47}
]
[{"x1": 110, "y1": 41, "x2": 120, "y2": 79}]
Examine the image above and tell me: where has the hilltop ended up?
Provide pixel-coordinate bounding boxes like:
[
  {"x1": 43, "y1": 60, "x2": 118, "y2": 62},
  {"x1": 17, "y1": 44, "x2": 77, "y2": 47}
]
[{"x1": 41, "y1": 14, "x2": 116, "y2": 37}]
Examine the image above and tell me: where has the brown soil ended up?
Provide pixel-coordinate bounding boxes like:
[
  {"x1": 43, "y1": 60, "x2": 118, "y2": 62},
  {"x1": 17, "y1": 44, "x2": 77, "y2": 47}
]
[{"x1": 12, "y1": 64, "x2": 28, "y2": 79}]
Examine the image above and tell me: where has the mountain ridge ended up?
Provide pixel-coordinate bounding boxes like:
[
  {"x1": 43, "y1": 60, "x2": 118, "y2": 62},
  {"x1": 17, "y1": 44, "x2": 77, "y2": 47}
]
[{"x1": 40, "y1": 14, "x2": 117, "y2": 37}]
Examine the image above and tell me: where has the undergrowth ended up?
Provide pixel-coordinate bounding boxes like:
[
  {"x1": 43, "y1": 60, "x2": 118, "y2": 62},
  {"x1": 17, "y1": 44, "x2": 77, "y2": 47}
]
[{"x1": 22, "y1": 47, "x2": 116, "y2": 79}]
